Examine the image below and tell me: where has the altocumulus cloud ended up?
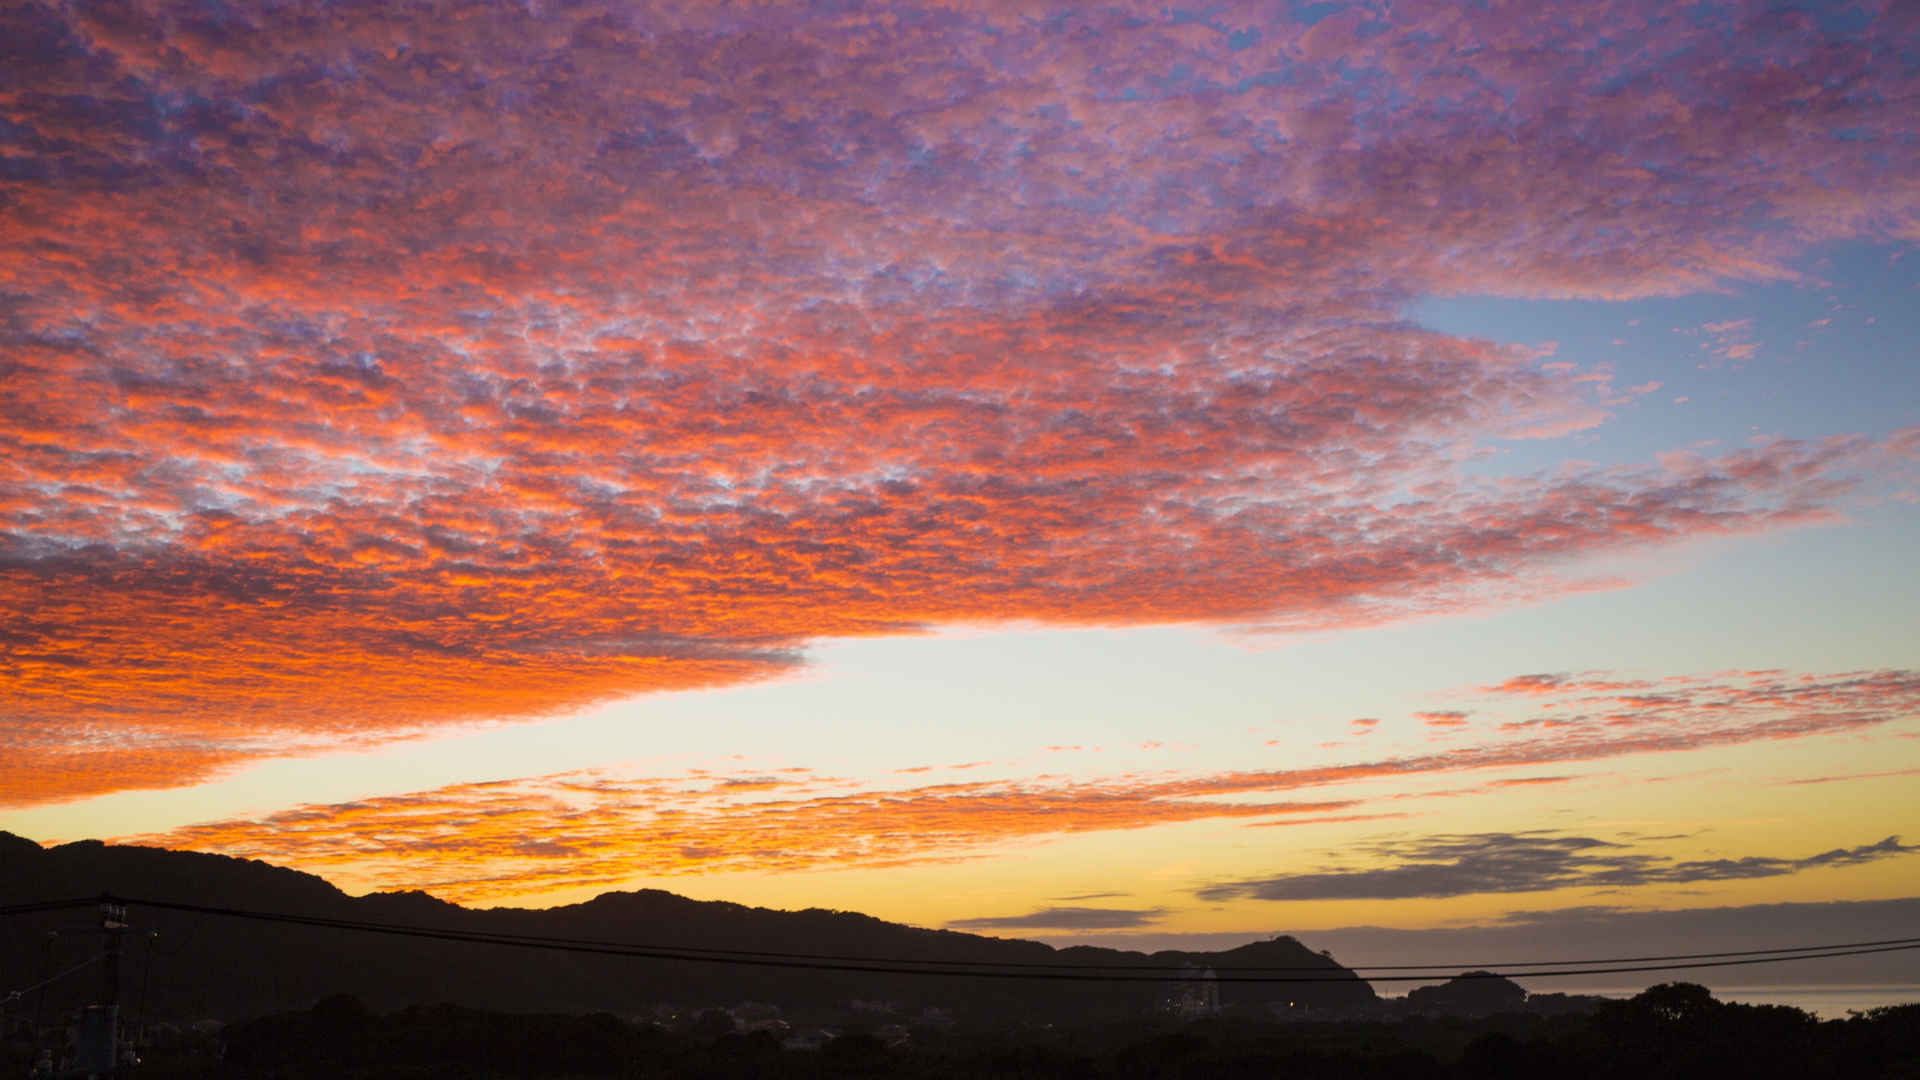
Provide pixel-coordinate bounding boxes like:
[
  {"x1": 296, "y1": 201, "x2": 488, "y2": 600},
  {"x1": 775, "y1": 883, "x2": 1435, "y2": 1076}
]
[
  {"x1": 1196, "y1": 833, "x2": 1919, "y2": 902},
  {"x1": 5, "y1": 1, "x2": 1920, "y2": 805}
]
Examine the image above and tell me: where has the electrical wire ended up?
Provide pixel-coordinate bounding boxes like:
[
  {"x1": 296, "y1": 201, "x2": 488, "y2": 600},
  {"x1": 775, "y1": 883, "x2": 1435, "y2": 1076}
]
[
  {"x1": 0, "y1": 898, "x2": 101, "y2": 917},
  {"x1": 88, "y1": 895, "x2": 1920, "y2": 984},
  {"x1": 1, "y1": 954, "x2": 100, "y2": 1004},
  {"x1": 69, "y1": 894, "x2": 1920, "y2": 973}
]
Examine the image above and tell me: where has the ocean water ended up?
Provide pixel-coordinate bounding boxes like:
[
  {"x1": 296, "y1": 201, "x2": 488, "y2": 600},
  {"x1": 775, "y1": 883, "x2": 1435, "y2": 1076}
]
[{"x1": 1545, "y1": 985, "x2": 1920, "y2": 1019}]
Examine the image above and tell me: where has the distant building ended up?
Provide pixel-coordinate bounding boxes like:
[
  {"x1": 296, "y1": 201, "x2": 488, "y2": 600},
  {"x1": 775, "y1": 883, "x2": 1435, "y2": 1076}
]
[{"x1": 1164, "y1": 964, "x2": 1220, "y2": 1019}]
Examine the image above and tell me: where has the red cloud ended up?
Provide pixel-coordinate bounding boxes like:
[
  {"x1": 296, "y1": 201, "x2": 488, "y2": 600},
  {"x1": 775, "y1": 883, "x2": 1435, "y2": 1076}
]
[
  {"x1": 1484, "y1": 775, "x2": 1575, "y2": 788},
  {"x1": 1485, "y1": 673, "x2": 1655, "y2": 696},
  {"x1": 6, "y1": 1, "x2": 1920, "y2": 803}
]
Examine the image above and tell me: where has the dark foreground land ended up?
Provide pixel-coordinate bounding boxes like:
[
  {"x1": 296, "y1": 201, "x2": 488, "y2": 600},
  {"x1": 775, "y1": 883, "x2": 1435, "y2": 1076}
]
[
  {"x1": 13, "y1": 985, "x2": 1916, "y2": 1079},
  {"x1": 7, "y1": 838, "x2": 1917, "y2": 1077}
]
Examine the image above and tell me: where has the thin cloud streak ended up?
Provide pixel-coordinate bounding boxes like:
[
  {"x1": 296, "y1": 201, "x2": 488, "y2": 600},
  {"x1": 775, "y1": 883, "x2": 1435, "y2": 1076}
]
[
  {"x1": 947, "y1": 907, "x2": 1168, "y2": 932},
  {"x1": 116, "y1": 667, "x2": 1920, "y2": 903}
]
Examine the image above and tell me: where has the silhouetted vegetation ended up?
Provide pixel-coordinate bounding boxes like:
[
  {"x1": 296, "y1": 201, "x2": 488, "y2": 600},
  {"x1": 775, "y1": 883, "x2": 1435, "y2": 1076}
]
[{"x1": 35, "y1": 988, "x2": 1911, "y2": 1078}]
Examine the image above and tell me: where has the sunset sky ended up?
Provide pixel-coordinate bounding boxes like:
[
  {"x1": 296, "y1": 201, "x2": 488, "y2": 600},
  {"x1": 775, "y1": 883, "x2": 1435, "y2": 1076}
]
[{"x1": 5, "y1": 0, "x2": 1919, "y2": 980}]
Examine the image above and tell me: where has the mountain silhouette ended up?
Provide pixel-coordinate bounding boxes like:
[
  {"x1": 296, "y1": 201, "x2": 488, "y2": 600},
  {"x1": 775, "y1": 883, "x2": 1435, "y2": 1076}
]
[
  {"x1": 0, "y1": 833, "x2": 1376, "y2": 1024},
  {"x1": 1404, "y1": 970, "x2": 1527, "y2": 1015}
]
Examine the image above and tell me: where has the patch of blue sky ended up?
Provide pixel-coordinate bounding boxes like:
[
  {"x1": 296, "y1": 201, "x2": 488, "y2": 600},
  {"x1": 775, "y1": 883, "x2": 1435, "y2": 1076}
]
[
  {"x1": 1793, "y1": 0, "x2": 1874, "y2": 37},
  {"x1": 1289, "y1": 2, "x2": 1342, "y2": 27},
  {"x1": 1409, "y1": 241, "x2": 1920, "y2": 480}
]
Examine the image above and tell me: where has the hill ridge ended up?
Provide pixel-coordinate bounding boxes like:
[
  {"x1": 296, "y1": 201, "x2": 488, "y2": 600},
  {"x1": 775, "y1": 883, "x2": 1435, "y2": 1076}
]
[{"x1": 0, "y1": 833, "x2": 1376, "y2": 1024}]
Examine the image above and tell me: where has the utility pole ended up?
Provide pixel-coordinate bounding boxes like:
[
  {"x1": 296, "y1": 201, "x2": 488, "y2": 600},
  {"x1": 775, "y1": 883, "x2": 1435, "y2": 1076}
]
[
  {"x1": 73, "y1": 897, "x2": 128, "y2": 1077},
  {"x1": 133, "y1": 931, "x2": 159, "y2": 1054},
  {"x1": 103, "y1": 898, "x2": 125, "y2": 1013},
  {"x1": 32, "y1": 931, "x2": 57, "y2": 1044},
  {"x1": 29, "y1": 929, "x2": 61, "y2": 1078}
]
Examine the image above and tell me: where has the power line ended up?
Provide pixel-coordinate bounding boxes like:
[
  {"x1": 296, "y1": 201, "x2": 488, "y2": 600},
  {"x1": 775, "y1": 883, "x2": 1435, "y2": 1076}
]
[
  {"x1": 52, "y1": 894, "x2": 1920, "y2": 974},
  {"x1": 87, "y1": 895, "x2": 1920, "y2": 984},
  {"x1": 14, "y1": 894, "x2": 1920, "y2": 980},
  {"x1": 1332, "y1": 936, "x2": 1920, "y2": 972},
  {"x1": 1, "y1": 954, "x2": 101, "y2": 1004},
  {"x1": 0, "y1": 898, "x2": 100, "y2": 917}
]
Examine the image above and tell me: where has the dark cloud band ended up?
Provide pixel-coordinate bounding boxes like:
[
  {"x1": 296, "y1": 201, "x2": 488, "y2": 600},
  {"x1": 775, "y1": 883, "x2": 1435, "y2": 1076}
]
[{"x1": 1197, "y1": 833, "x2": 1918, "y2": 902}]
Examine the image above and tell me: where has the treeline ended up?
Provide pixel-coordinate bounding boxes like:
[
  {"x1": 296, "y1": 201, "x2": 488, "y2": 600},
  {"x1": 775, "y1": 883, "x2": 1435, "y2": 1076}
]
[{"x1": 93, "y1": 983, "x2": 1920, "y2": 1079}]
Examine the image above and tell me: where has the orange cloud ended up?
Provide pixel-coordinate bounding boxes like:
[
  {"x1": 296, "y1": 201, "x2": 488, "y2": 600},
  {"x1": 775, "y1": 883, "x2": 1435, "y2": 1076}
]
[
  {"x1": 125, "y1": 769, "x2": 1373, "y2": 904},
  {"x1": 118, "y1": 667, "x2": 1920, "y2": 903}
]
